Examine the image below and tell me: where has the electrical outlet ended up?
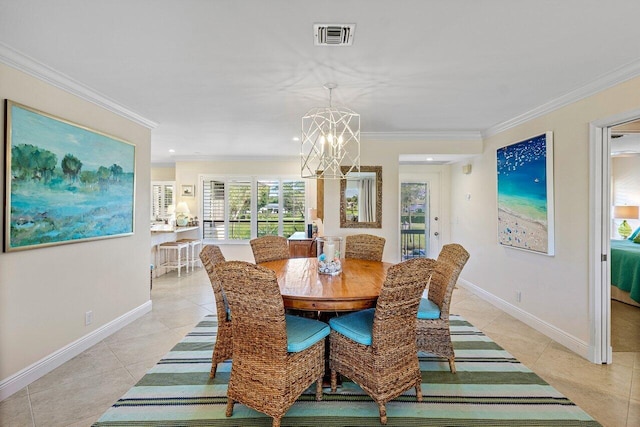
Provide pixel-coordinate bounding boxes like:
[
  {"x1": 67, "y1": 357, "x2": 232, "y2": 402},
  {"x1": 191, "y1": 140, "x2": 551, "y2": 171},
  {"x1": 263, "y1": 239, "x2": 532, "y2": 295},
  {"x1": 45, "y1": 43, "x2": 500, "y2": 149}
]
[
  {"x1": 85, "y1": 310, "x2": 93, "y2": 326},
  {"x1": 515, "y1": 291, "x2": 522, "y2": 303}
]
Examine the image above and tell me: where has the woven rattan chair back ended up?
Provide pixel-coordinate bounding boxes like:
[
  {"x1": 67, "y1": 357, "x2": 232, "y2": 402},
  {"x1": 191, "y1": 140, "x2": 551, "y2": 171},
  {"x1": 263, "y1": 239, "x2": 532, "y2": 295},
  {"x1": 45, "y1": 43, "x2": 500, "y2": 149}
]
[
  {"x1": 250, "y1": 235, "x2": 290, "y2": 263},
  {"x1": 425, "y1": 260, "x2": 458, "y2": 320},
  {"x1": 199, "y1": 245, "x2": 232, "y2": 378},
  {"x1": 372, "y1": 257, "x2": 437, "y2": 353},
  {"x1": 344, "y1": 233, "x2": 386, "y2": 261},
  {"x1": 214, "y1": 261, "x2": 325, "y2": 427},
  {"x1": 216, "y1": 261, "x2": 289, "y2": 358},
  {"x1": 417, "y1": 244, "x2": 469, "y2": 374},
  {"x1": 437, "y1": 243, "x2": 470, "y2": 279},
  {"x1": 330, "y1": 257, "x2": 436, "y2": 424},
  {"x1": 431, "y1": 243, "x2": 470, "y2": 316}
]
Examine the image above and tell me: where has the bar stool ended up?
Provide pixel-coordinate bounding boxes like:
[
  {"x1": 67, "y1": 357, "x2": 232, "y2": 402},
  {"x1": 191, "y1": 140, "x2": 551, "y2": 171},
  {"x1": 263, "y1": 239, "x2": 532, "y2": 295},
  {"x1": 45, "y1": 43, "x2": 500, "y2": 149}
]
[
  {"x1": 158, "y1": 241, "x2": 189, "y2": 277},
  {"x1": 177, "y1": 238, "x2": 203, "y2": 271}
]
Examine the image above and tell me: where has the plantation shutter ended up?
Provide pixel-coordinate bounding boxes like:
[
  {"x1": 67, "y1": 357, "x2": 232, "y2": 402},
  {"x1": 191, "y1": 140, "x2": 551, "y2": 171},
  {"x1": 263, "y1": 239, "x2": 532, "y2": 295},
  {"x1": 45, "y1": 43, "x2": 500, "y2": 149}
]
[
  {"x1": 257, "y1": 180, "x2": 279, "y2": 236},
  {"x1": 282, "y1": 180, "x2": 305, "y2": 238},
  {"x1": 227, "y1": 179, "x2": 251, "y2": 240},
  {"x1": 151, "y1": 182, "x2": 174, "y2": 220},
  {"x1": 203, "y1": 180, "x2": 225, "y2": 240},
  {"x1": 201, "y1": 177, "x2": 305, "y2": 241}
]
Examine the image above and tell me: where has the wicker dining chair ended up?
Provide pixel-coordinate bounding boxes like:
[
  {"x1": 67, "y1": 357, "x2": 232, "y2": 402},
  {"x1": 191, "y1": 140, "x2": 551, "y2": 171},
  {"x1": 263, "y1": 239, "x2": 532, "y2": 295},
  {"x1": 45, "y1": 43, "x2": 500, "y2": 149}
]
[
  {"x1": 329, "y1": 257, "x2": 437, "y2": 425},
  {"x1": 199, "y1": 244, "x2": 232, "y2": 378},
  {"x1": 214, "y1": 261, "x2": 329, "y2": 427},
  {"x1": 416, "y1": 243, "x2": 470, "y2": 373},
  {"x1": 344, "y1": 233, "x2": 386, "y2": 261},
  {"x1": 250, "y1": 235, "x2": 290, "y2": 263},
  {"x1": 436, "y1": 243, "x2": 470, "y2": 277}
]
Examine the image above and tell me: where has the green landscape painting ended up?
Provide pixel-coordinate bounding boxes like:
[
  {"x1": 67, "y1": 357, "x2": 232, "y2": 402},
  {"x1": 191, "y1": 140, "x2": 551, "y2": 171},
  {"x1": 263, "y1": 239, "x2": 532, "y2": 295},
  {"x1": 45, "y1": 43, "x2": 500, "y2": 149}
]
[{"x1": 4, "y1": 101, "x2": 135, "y2": 251}]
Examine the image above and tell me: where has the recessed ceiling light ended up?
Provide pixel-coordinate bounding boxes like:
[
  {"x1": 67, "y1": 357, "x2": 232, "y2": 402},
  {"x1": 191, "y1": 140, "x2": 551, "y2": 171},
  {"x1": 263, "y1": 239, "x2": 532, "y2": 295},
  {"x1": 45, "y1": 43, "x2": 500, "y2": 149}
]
[
  {"x1": 293, "y1": 137, "x2": 300, "y2": 141},
  {"x1": 169, "y1": 149, "x2": 175, "y2": 153},
  {"x1": 426, "y1": 157, "x2": 434, "y2": 161}
]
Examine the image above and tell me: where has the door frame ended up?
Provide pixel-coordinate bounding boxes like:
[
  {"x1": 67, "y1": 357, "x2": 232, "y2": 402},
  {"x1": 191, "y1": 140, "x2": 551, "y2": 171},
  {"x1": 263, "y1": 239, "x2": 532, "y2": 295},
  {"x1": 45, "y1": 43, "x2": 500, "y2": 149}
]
[{"x1": 589, "y1": 107, "x2": 640, "y2": 364}]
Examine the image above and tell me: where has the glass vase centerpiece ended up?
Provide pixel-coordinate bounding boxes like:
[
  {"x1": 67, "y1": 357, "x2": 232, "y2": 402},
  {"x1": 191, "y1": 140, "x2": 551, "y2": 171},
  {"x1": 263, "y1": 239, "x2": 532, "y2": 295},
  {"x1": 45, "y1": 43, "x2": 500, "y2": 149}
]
[{"x1": 317, "y1": 236, "x2": 343, "y2": 275}]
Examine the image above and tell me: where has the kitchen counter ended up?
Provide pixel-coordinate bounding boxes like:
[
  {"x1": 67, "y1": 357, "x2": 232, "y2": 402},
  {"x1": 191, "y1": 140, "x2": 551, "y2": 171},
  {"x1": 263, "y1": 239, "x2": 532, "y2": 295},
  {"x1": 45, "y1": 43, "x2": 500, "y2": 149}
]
[
  {"x1": 151, "y1": 226, "x2": 200, "y2": 277},
  {"x1": 151, "y1": 225, "x2": 199, "y2": 233}
]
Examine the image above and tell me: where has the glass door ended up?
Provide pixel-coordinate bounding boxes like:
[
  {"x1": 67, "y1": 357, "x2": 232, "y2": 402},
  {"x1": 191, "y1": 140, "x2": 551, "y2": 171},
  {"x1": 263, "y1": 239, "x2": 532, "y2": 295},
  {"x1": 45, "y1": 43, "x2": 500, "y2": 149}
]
[
  {"x1": 400, "y1": 182, "x2": 429, "y2": 260},
  {"x1": 399, "y1": 169, "x2": 441, "y2": 260}
]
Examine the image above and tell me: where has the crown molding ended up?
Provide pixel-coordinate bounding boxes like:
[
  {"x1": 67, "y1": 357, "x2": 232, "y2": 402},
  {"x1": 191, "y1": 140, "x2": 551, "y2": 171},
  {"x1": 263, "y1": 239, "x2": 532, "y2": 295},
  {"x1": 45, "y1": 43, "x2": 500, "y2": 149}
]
[
  {"x1": 484, "y1": 59, "x2": 640, "y2": 138},
  {"x1": 167, "y1": 154, "x2": 300, "y2": 163},
  {"x1": 0, "y1": 42, "x2": 157, "y2": 129},
  {"x1": 361, "y1": 131, "x2": 482, "y2": 141}
]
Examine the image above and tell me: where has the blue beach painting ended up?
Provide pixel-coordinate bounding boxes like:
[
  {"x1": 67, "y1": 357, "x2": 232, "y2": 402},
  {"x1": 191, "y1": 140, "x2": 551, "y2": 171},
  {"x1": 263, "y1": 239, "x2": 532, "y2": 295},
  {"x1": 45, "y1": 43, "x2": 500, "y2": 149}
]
[
  {"x1": 5, "y1": 101, "x2": 135, "y2": 251},
  {"x1": 497, "y1": 132, "x2": 554, "y2": 254}
]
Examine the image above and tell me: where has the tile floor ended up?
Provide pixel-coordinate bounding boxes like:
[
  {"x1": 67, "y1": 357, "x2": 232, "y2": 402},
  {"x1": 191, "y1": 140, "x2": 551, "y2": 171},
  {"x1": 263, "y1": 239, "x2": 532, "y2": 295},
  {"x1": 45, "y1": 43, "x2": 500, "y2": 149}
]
[{"x1": 1, "y1": 268, "x2": 638, "y2": 427}]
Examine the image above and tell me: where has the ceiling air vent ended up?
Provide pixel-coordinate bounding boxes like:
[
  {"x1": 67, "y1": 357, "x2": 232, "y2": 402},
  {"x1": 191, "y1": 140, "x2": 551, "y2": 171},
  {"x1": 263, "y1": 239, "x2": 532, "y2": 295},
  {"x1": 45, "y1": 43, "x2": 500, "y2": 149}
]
[{"x1": 314, "y1": 24, "x2": 355, "y2": 46}]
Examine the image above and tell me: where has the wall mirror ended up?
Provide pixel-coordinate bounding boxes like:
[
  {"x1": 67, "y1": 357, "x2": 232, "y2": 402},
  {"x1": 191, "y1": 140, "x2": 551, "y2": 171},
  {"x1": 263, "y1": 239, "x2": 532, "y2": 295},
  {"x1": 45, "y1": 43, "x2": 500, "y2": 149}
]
[{"x1": 340, "y1": 166, "x2": 382, "y2": 228}]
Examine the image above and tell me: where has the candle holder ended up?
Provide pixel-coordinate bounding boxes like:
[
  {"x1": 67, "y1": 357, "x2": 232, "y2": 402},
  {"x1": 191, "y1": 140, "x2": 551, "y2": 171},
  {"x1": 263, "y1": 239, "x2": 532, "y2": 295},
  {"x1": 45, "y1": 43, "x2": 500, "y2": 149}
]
[{"x1": 317, "y1": 236, "x2": 343, "y2": 275}]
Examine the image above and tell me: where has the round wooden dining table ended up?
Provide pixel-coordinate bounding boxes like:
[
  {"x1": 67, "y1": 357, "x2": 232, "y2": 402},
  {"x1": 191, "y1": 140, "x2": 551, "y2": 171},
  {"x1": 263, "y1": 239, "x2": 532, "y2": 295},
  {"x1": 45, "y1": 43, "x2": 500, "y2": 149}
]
[{"x1": 259, "y1": 257, "x2": 392, "y2": 312}]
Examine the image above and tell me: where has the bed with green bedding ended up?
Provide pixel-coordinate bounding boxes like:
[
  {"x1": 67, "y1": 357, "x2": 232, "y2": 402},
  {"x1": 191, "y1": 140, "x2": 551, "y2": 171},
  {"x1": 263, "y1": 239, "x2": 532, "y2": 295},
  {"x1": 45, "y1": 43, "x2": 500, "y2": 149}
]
[{"x1": 610, "y1": 239, "x2": 640, "y2": 303}]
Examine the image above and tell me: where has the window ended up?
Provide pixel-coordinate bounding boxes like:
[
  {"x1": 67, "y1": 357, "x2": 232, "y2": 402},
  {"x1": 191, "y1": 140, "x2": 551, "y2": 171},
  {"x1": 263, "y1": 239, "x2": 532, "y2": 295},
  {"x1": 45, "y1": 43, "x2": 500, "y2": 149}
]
[
  {"x1": 203, "y1": 177, "x2": 306, "y2": 241},
  {"x1": 151, "y1": 181, "x2": 174, "y2": 220}
]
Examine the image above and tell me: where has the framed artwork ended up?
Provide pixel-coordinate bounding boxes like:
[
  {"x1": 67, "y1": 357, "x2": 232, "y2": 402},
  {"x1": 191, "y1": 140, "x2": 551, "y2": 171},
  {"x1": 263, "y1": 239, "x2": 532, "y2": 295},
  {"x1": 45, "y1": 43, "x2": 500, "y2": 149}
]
[
  {"x1": 496, "y1": 131, "x2": 554, "y2": 255},
  {"x1": 4, "y1": 100, "x2": 135, "y2": 252},
  {"x1": 181, "y1": 184, "x2": 195, "y2": 197}
]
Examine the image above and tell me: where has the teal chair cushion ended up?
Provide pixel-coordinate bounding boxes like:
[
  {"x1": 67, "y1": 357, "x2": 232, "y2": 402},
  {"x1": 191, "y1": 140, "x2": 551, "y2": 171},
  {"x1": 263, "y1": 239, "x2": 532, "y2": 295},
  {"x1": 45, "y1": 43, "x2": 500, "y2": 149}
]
[
  {"x1": 285, "y1": 314, "x2": 330, "y2": 353},
  {"x1": 417, "y1": 297, "x2": 441, "y2": 320},
  {"x1": 328, "y1": 308, "x2": 375, "y2": 346}
]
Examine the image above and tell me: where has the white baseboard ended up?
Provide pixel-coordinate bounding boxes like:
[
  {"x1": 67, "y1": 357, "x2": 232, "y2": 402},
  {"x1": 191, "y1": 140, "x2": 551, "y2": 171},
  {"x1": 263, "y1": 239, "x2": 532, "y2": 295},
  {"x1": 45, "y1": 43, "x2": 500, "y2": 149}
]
[
  {"x1": 458, "y1": 279, "x2": 591, "y2": 360},
  {"x1": 0, "y1": 300, "x2": 152, "y2": 401}
]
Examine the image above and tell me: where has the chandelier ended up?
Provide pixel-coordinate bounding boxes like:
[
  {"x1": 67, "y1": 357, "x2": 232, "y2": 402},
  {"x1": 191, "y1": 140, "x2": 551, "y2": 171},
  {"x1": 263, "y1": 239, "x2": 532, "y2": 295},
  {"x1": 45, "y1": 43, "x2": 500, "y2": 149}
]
[{"x1": 301, "y1": 83, "x2": 360, "y2": 179}]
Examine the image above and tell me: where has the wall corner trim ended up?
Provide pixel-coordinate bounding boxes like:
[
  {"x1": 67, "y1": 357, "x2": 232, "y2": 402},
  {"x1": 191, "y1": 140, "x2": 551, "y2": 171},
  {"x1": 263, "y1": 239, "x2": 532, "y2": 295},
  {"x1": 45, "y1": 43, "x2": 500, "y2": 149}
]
[
  {"x1": 0, "y1": 42, "x2": 158, "y2": 130},
  {"x1": 0, "y1": 300, "x2": 152, "y2": 401},
  {"x1": 457, "y1": 279, "x2": 592, "y2": 362}
]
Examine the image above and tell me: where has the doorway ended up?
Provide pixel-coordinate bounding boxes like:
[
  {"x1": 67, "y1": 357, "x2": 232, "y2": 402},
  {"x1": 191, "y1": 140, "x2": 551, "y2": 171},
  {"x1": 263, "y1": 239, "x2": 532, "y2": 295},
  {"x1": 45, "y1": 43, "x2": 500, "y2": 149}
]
[
  {"x1": 399, "y1": 168, "x2": 442, "y2": 260},
  {"x1": 590, "y1": 110, "x2": 640, "y2": 364}
]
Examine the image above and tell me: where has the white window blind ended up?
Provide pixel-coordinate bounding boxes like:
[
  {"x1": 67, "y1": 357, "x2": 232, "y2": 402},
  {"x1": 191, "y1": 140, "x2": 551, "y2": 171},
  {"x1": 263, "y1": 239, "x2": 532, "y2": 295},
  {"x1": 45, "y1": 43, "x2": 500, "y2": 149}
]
[
  {"x1": 257, "y1": 180, "x2": 280, "y2": 236},
  {"x1": 282, "y1": 180, "x2": 306, "y2": 237},
  {"x1": 151, "y1": 181, "x2": 174, "y2": 220},
  {"x1": 203, "y1": 180, "x2": 225, "y2": 239},
  {"x1": 203, "y1": 177, "x2": 305, "y2": 241},
  {"x1": 227, "y1": 179, "x2": 251, "y2": 240}
]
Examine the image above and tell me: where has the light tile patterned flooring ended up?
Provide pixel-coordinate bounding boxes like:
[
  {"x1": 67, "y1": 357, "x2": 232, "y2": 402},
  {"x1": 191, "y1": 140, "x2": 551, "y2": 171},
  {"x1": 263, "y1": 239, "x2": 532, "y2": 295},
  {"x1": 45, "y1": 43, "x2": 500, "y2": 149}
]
[{"x1": 1, "y1": 268, "x2": 638, "y2": 426}]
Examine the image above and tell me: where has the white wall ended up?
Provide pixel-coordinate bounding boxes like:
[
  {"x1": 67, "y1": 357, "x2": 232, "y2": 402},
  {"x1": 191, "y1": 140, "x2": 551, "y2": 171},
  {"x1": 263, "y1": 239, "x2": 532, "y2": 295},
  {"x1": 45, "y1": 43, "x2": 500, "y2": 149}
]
[
  {"x1": 0, "y1": 64, "x2": 152, "y2": 396},
  {"x1": 151, "y1": 166, "x2": 176, "y2": 181},
  {"x1": 450, "y1": 75, "x2": 640, "y2": 358}
]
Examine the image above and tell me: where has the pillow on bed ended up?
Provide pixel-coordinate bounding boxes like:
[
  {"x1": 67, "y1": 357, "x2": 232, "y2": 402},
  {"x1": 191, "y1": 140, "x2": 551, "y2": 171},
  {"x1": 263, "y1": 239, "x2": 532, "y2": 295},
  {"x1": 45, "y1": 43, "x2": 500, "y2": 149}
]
[{"x1": 628, "y1": 227, "x2": 640, "y2": 241}]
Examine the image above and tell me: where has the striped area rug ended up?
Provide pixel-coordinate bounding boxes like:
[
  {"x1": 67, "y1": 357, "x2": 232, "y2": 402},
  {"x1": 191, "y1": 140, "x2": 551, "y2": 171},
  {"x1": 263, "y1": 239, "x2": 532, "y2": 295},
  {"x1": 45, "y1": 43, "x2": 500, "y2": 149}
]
[{"x1": 94, "y1": 315, "x2": 601, "y2": 426}]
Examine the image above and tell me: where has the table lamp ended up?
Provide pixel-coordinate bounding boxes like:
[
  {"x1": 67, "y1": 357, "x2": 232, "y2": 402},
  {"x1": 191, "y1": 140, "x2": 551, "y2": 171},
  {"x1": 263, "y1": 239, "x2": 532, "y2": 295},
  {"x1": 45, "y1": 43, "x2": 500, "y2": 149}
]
[
  {"x1": 175, "y1": 202, "x2": 191, "y2": 227},
  {"x1": 613, "y1": 205, "x2": 639, "y2": 239}
]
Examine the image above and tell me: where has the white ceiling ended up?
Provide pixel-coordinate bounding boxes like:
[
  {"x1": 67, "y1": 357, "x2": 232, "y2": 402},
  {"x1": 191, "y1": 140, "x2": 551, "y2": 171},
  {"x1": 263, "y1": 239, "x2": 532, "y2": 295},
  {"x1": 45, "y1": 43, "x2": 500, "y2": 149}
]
[{"x1": 2, "y1": 0, "x2": 640, "y2": 165}]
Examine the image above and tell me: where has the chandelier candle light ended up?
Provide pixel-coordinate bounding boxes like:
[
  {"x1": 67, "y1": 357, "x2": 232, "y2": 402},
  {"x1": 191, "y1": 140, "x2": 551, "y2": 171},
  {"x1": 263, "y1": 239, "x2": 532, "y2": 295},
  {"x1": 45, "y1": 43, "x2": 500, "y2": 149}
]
[{"x1": 301, "y1": 83, "x2": 360, "y2": 179}]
